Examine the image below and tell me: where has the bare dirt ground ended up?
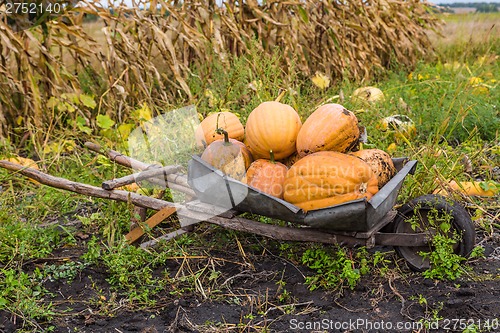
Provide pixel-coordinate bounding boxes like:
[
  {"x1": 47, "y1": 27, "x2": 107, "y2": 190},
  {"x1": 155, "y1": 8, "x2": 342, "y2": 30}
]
[{"x1": 1, "y1": 210, "x2": 499, "y2": 333}]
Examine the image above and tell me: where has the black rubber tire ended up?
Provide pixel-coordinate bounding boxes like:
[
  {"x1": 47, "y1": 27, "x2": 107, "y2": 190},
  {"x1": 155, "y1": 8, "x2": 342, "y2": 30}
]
[{"x1": 393, "y1": 194, "x2": 476, "y2": 272}]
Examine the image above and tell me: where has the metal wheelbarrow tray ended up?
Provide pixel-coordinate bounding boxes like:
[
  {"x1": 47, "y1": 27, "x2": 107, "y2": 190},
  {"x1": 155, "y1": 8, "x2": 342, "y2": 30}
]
[
  {"x1": 187, "y1": 155, "x2": 476, "y2": 271},
  {"x1": 188, "y1": 156, "x2": 416, "y2": 232}
]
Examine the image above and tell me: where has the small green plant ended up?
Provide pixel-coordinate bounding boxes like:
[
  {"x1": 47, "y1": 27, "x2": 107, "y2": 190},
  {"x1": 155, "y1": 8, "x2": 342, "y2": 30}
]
[
  {"x1": 83, "y1": 238, "x2": 171, "y2": 304},
  {"x1": 42, "y1": 261, "x2": 88, "y2": 283},
  {"x1": 0, "y1": 210, "x2": 63, "y2": 264},
  {"x1": 81, "y1": 236, "x2": 102, "y2": 263},
  {"x1": 372, "y1": 251, "x2": 393, "y2": 276},
  {"x1": 0, "y1": 268, "x2": 55, "y2": 326},
  {"x1": 469, "y1": 246, "x2": 486, "y2": 260},
  {"x1": 301, "y1": 246, "x2": 367, "y2": 291},
  {"x1": 276, "y1": 279, "x2": 291, "y2": 303},
  {"x1": 417, "y1": 207, "x2": 469, "y2": 281},
  {"x1": 421, "y1": 233, "x2": 466, "y2": 280},
  {"x1": 412, "y1": 294, "x2": 444, "y2": 329}
]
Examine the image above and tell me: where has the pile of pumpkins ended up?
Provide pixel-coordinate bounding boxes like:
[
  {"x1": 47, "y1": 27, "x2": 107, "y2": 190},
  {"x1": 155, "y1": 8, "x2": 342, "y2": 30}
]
[{"x1": 195, "y1": 101, "x2": 396, "y2": 211}]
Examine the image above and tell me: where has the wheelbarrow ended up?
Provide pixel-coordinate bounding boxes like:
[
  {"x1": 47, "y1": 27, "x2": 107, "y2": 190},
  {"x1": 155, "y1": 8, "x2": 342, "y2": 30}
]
[{"x1": 0, "y1": 142, "x2": 476, "y2": 271}]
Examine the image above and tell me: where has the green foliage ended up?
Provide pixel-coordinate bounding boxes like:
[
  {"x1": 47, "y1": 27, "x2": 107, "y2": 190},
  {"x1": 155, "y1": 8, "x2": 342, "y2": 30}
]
[
  {"x1": 42, "y1": 261, "x2": 88, "y2": 283},
  {"x1": 0, "y1": 268, "x2": 55, "y2": 323},
  {"x1": 476, "y1": 4, "x2": 498, "y2": 13},
  {"x1": 0, "y1": 214, "x2": 62, "y2": 264},
  {"x1": 82, "y1": 238, "x2": 171, "y2": 303},
  {"x1": 417, "y1": 208, "x2": 468, "y2": 281},
  {"x1": 412, "y1": 294, "x2": 444, "y2": 328},
  {"x1": 301, "y1": 246, "x2": 370, "y2": 291},
  {"x1": 421, "y1": 233, "x2": 466, "y2": 280}
]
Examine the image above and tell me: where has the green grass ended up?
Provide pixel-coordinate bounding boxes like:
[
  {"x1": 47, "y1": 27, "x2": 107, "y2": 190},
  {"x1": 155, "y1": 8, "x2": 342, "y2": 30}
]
[
  {"x1": 0, "y1": 12, "x2": 499, "y2": 331},
  {"x1": 429, "y1": 12, "x2": 499, "y2": 62}
]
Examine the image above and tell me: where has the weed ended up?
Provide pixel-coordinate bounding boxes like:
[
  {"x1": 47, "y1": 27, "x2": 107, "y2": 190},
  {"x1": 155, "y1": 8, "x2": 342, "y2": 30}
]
[
  {"x1": 275, "y1": 274, "x2": 292, "y2": 303},
  {"x1": 82, "y1": 238, "x2": 170, "y2": 303},
  {"x1": 421, "y1": 233, "x2": 466, "y2": 280},
  {"x1": 411, "y1": 294, "x2": 444, "y2": 328},
  {"x1": 0, "y1": 268, "x2": 55, "y2": 326},
  {"x1": 301, "y1": 246, "x2": 367, "y2": 291},
  {"x1": 409, "y1": 207, "x2": 470, "y2": 281},
  {"x1": 41, "y1": 261, "x2": 88, "y2": 283},
  {"x1": 81, "y1": 236, "x2": 101, "y2": 263},
  {"x1": 0, "y1": 213, "x2": 62, "y2": 265},
  {"x1": 372, "y1": 251, "x2": 393, "y2": 277}
]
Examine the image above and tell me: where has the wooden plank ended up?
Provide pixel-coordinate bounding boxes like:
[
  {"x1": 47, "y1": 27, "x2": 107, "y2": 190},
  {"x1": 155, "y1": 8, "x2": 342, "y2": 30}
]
[
  {"x1": 102, "y1": 165, "x2": 181, "y2": 190},
  {"x1": 125, "y1": 206, "x2": 177, "y2": 244}
]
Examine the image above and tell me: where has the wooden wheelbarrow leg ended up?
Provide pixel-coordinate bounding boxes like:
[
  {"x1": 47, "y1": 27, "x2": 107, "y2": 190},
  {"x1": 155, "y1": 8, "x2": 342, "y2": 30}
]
[{"x1": 125, "y1": 206, "x2": 177, "y2": 244}]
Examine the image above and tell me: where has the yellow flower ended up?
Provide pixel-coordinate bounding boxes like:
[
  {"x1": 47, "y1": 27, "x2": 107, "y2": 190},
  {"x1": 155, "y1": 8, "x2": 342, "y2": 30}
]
[
  {"x1": 472, "y1": 86, "x2": 489, "y2": 96},
  {"x1": 311, "y1": 72, "x2": 331, "y2": 90},
  {"x1": 468, "y1": 77, "x2": 483, "y2": 86},
  {"x1": 387, "y1": 143, "x2": 397, "y2": 154}
]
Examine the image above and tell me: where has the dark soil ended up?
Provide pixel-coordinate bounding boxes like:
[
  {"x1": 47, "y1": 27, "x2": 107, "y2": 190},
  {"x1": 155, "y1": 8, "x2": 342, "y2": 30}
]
[{"x1": 1, "y1": 214, "x2": 499, "y2": 333}]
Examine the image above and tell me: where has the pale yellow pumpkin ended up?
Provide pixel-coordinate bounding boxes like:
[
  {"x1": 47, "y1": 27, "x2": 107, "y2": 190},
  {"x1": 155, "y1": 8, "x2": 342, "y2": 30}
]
[{"x1": 244, "y1": 101, "x2": 302, "y2": 160}]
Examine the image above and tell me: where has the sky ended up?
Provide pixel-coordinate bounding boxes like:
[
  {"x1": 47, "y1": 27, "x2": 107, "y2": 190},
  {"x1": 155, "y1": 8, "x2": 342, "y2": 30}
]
[{"x1": 434, "y1": 0, "x2": 500, "y2": 3}]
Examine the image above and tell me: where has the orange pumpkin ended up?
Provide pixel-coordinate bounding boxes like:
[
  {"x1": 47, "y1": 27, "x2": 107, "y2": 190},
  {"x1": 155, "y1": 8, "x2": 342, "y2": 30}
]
[
  {"x1": 246, "y1": 150, "x2": 288, "y2": 199},
  {"x1": 296, "y1": 103, "x2": 359, "y2": 157},
  {"x1": 195, "y1": 112, "x2": 244, "y2": 148},
  {"x1": 283, "y1": 151, "x2": 378, "y2": 211},
  {"x1": 244, "y1": 101, "x2": 302, "y2": 160},
  {"x1": 350, "y1": 149, "x2": 396, "y2": 188},
  {"x1": 201, "y1": 129, "x2": 253, "y2": 181}
]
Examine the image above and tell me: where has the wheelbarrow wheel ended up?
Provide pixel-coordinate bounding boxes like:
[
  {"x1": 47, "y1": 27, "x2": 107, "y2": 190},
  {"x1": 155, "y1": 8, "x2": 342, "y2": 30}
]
[{"x1": 393, "y1": 194, "x2": 476, "y2": 272}]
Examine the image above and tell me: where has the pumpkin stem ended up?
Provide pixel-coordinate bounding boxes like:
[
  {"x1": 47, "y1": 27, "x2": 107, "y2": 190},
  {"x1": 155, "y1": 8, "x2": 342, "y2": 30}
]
[
  {"x1": 215, "y1": 127, "x2": 230, "y2": 145},
  {"x1": 269, "y1": 150, "x2": 276, "y2": 163},
  {"x1": 215, "y1": 112, "x2": 222, "y2": 130}
]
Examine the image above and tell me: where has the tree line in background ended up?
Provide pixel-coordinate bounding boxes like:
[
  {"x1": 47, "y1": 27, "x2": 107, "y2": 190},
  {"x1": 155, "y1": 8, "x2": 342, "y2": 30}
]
[{"x1": 438, "y1": 2, "x2": 499, "y2": 12}]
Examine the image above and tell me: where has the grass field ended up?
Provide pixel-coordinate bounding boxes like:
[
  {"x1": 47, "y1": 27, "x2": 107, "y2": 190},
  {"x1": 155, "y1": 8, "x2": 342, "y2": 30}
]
[
  {"x1": 0, "y1": 9, "x2": 499, "y2": 333},
  {"x1": 429, "y1": 12, "x2": 499, "y2": 61}
]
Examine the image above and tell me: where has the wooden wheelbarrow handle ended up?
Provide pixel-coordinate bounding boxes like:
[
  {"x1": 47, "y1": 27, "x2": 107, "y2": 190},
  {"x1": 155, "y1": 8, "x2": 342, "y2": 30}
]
[
  {"x1": 84, "y1": 141, "x2": 194, "y2": 196},
  {"x1": 0, "y1": 160, "x2": 174, "y2": 211}
]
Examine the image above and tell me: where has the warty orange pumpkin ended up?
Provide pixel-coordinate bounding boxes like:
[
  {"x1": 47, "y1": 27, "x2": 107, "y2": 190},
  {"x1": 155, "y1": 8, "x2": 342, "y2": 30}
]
[
  {"x1": 296, "y1": 103, "x2": 360, "y2": 157},
  {"x1": 350, "y1": 149, "x2": 396, "y2": 188},
  {"x1": 201, "y1": 129, "x2": 253, "y2": 181},
  {"x1": 195, "y1": 112, "x2": 244, "y2": 148},
  {"x1": 246, "y1": 150, "x2": 288, "y2": 199},
  {"x1": 244, "y1": 101, "x2": 302, "y2": 160},
  {"x1": 283, "y1": 151, "x2": 378, "y2": 211}
]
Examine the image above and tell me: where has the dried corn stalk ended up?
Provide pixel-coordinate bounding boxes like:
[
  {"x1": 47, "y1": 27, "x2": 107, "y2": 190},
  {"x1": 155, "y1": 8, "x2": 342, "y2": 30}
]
[{"x1": 0, "y1": 0, "x2": 440, "y2": 142}]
